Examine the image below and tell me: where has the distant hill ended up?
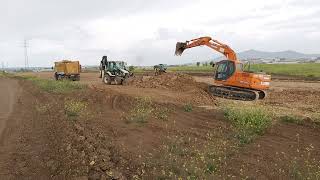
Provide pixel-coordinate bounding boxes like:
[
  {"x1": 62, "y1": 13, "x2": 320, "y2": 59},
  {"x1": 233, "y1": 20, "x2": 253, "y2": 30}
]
[{"x1": 215, "y1": 49, "x2": 320, "y2": 61}]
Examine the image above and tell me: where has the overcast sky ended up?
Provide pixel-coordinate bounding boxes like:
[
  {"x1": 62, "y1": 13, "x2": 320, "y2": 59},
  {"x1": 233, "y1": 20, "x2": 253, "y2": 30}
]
[{"x1": 1, "y1": 0, "x2": 320, "y2": 67}]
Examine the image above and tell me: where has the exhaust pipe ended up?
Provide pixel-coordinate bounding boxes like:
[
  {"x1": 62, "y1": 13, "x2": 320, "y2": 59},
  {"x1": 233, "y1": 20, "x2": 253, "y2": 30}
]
[{"x1": 175, "y1": 42, "x2": 187, "y2": 56}]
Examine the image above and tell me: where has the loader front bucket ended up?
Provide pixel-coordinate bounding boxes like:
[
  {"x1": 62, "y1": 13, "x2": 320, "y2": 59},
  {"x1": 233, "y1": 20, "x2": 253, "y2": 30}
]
[{"x1": 175, "y1": 42, "x2": 187, "y2": 56}]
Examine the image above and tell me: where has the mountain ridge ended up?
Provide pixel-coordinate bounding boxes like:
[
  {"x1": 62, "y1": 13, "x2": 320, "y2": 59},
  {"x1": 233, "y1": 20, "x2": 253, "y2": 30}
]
[{"x1": 215, "y1": 49, "x2": 320, "y2": 60}]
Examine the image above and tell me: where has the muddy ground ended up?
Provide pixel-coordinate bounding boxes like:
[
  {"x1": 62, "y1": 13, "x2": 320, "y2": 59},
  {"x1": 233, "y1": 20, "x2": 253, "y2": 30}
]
[{"x1": 1, "y1": 72, "x2": 319, "y2": 179}]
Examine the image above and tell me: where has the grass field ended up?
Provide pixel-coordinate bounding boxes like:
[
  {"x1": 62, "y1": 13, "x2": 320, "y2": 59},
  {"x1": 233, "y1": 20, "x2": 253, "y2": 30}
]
[
  {"x1": 164, "y1": 63, "x2": 320, "y2": 78},
  {"x1": 168, "y1": 66, "x2": 213, "y2": 72},
  {"x1": 250, "y1": 63, "x2": 320, "y2": 78}
]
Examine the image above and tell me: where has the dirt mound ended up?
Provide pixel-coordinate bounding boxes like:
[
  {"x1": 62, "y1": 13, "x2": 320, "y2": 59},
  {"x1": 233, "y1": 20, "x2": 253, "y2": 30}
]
[
  {"x1": 126, "y1": 73, "x2": 216, "y2": 105},
  {"x1": 128, "y1": 73, "x2": 200, "y2": 91}
]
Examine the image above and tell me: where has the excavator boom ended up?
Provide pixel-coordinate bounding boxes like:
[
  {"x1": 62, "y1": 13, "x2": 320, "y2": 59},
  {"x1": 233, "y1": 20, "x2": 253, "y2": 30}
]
[{"x1": 175, "y1": 36, "x2": 238, "y2": 61}]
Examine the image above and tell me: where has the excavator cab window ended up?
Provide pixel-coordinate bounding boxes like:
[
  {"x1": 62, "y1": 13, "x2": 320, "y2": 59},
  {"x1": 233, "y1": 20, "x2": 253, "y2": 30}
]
[{"x1": 214, "y1": 60, "x2": 235, "y2": 80}]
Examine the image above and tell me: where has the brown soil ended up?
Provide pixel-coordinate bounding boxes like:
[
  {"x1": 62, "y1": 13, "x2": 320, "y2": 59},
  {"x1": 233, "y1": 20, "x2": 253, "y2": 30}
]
[
  {"x1": 6, "y1": 72, "x2": 319, "y2": 179},
  {"x1": 224, "y1": 122, "x2": 320, "y2": 179},
  {"x1": 127, "y1": 73, "x2": 200, "y2": 91},
  {"x1": 125, "y1": 73, "x2": 216, "y2": 105}
]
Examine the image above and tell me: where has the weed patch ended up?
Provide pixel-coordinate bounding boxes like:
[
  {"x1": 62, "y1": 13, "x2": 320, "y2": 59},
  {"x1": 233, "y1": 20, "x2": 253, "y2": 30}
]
[
  {"x1": 183, "y1": 103, "x2": 193, "y2": 112},
  {"x1": 22, "y1": 76, "x2": 85, "y2": 93},
  {"x1": 280, "y1": 115, "x2": 303, "y2": 125},
  {"x1": 125, "y1": 97, "x2": 153, "y2": 124},
  {"x1": 141, "y1": 130, "x2": 236, "y2": 179},
  {"x1": 224, "y1": 105, "x2": 272, "y2": 144},
  {"x1": 273, "y1": 143, "x2": 320, "y2": 179},
  {"x1": 64, "y1": 100, "x2": 87, "y2": 118},
  {"x1": 154, "y1": 106, "x2": 172, "y2": 121},
  {"x1": 35, "y1": 103, "x2": 52, "y2": 114}
]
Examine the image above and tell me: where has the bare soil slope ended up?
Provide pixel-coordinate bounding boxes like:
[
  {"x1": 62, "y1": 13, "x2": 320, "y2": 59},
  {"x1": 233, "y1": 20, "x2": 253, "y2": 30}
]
[{"x1": 10, "y1": 72, "x2": 320, "y2": 179}]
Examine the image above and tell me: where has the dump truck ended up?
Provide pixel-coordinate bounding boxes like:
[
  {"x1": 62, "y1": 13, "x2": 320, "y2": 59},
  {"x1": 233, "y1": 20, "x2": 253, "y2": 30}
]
[{"x1": 54, "y1": 60, "x2": 81, "y2": 81}]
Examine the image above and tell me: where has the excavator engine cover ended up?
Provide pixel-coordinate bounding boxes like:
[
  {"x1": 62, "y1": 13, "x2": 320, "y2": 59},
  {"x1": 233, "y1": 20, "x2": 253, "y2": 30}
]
[{"x1": 175, "y1": 42, "x2": 187, "y2": 56}]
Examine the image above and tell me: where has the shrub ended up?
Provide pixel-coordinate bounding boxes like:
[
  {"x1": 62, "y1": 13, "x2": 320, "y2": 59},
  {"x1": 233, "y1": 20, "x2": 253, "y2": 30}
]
[{"x1": 224, "y1": 106, "x2": 272, "y2": 144}]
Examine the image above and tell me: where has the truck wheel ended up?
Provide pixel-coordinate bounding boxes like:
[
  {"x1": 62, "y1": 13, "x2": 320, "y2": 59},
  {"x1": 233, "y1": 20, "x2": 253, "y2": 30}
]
[
  {"x1": 75, "y1": 75, "x2": 80, "y2": 81},
  {"x1": 103, "y1": 74, "x2": 112, "y2": 85},
  {"x1": 54, "y1": 73, "x2": 58, "y2": 80},
  {"x1": 57, "y1": 75, "x2": 63, "y2": 80}
]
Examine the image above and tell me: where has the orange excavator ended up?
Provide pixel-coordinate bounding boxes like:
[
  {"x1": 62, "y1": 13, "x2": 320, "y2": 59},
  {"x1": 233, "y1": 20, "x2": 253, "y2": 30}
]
[{"x1": 175, "y1": 36, "x2": 271, "y2": 101}]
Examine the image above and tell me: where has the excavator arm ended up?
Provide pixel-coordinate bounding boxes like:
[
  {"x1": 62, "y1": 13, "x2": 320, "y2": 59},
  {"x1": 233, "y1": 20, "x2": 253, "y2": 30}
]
[{"x1": 175, "y1": 36, "x2": 238, "y2": 62}]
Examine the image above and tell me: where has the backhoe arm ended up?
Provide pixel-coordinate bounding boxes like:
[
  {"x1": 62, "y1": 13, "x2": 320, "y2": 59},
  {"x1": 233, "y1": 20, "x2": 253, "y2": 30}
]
[{"x1": 175, "y1": 36, "x2": 238, "y2": 61}]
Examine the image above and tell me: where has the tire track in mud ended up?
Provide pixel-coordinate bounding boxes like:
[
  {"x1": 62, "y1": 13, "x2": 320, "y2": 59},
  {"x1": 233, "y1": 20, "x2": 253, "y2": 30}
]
[{"x1": 0, "y1": 78, "x2": 20, "y2": 140}]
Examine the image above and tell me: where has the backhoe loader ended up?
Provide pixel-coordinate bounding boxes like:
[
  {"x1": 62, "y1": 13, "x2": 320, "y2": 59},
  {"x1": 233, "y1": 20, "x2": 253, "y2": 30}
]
[
  {"x1": 175, "y1": 36, "x2": 271, "y2": 101},
  {"x1": 99, "y1": 56, "x2": 130, "y2": 85}
]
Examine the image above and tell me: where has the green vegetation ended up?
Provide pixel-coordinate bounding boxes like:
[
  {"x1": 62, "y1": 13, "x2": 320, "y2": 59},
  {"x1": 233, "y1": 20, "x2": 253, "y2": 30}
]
[
  {"x1": 0, "y1": 71, "x2": 12, "y2": 77},
  {"x1": 163, "y1": 63, "x2": 320, "y2": 78},
  {"x1": 183, "y1": 103, "x2": 193, "y2": 112},
  {"x1": 289, "y1": 160, "x2": 320, "y2": 180},
  {"x1": 35, "y1": 103, "x2": 51, "y2": 114},
  {"x1": 154, "y1": 106, "x2": 171, "y2": 121},
  {"x1": 126, "y1": 97, "x2": 154, "y2": 124},
  {"x1": 22, "y1": 76, "x2": 85, "y2": 93},
  {"x1": 280, "y1": 144, "x2": 320, "y2": 180},
  {"x1": 250, "y1": 63, "x2": 320, "y2": 78},
  {"x1": 280, "y1": 115, "x2": 303, "y2": 125},
  {"x1": 168, "y1": 66, "x2": 213, "y2": 72},
  {"x1": 312, "y1": 113, "x2": 320, "y2": 125},
  {"x1": 224, "y1": 105, "x2": 272, "y2": 144},
  {"x1": 144, "y1": 132, "x2": 234, "y2": 179},
  {"x1": 64, "y1": 100, "x2": 87, "y2": 118},
  {"x1": 129, "y1": 66, "x2": 135, "y2": 72}
]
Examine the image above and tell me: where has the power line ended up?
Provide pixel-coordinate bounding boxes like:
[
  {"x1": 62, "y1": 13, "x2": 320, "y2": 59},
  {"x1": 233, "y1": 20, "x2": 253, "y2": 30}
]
[{"x1": 24, "y1": 39, "x2": 29, "y2": 69}]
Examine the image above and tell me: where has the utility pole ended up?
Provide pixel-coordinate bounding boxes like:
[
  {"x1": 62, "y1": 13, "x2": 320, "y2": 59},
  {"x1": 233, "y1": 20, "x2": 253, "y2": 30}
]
[{"x1": 24, "y1": 39, "x2": 29, "y2": 70}]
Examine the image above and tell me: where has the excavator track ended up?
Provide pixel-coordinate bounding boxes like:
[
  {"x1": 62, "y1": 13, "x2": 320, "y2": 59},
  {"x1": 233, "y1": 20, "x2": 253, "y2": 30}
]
[{"x1": 209, "y1": 85, "x2": 266, "y2": 101}]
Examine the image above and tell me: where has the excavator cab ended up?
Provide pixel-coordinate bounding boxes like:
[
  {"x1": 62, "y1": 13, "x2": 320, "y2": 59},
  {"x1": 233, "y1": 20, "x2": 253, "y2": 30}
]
[{"x1": 214, "y1": 60, "x2": 236, "y2": 81}]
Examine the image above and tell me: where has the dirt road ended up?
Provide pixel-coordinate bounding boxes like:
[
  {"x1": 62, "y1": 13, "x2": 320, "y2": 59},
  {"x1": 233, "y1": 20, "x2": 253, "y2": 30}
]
[{"x1": 0, "y1": 78, "x2": 20, "y2": 140}]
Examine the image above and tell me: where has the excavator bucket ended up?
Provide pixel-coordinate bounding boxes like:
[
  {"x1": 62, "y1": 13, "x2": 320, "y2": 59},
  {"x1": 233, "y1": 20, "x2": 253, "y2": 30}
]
[{"x1": 175, "y1": 42, "x2": 187, "y2": 56}]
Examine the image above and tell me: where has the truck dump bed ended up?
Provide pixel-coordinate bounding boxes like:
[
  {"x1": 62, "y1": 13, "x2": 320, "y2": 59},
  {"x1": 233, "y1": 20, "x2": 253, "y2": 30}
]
[{"x1": 54, "y1": 60, "x2": 81, "y2": 75}]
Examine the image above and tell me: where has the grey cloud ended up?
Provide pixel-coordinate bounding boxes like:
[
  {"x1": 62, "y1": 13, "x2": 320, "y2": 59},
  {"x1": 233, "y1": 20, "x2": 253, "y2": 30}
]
[{"x1": 1, "y1": 0, "x2": 320, "y2": 67}]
